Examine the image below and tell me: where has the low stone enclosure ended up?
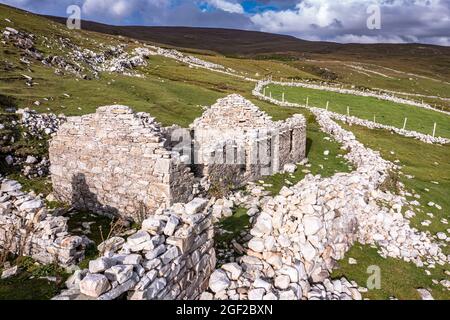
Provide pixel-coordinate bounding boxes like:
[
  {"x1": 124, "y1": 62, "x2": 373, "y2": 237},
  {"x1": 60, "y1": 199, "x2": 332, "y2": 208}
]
[
  {"x1": 0, "y1": 176, "x2": 88, "y2": 266},
  {"x1": 54, "y1": 197, "x2": 215, "y2": 300},
  {"x1": 49, "y1": 94, "x2": 307, "y2": 221}
]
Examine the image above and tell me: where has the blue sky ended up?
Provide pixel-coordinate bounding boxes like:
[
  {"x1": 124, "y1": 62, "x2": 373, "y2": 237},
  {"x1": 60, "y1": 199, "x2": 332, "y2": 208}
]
[{"x1": 1, "y1": 0, "x2": 449, "y2": 46}]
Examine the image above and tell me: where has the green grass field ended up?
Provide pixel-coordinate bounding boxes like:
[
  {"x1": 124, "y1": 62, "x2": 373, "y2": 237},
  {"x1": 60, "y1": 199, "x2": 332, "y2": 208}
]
[
  {"x1": 265, "y1": 84, "x2": 450, "y2": 139},
  {"x1": 284, "y1": 59, "x2": 450, "y2": 110},
  {"x1": 332, "y1": 243, "x2": 448, "y2": 300}
]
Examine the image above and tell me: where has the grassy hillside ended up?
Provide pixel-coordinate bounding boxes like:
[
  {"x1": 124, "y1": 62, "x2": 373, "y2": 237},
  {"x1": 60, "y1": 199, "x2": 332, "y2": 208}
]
[
  {"x1": 44, "y1": 13, "x2": 450, "y2": 80},
  {"x1": 42, "y1": 11, "x2": 450, "y2": 84},
  {"x1": 0, "y1": 4, "x2": 321, "y2": 126}
]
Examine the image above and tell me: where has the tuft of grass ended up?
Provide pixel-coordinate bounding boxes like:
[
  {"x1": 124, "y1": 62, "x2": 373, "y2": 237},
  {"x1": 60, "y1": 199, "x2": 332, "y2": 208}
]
[
  {"x1": 6, "y1": 173, "x2": 52, "y2": 196},
  {"x1": 67, "y1": 210, "x2": 114, "y2": 269},
  {"x1": 215, "y1": 207, "x2": 250, "y2": 246},
  {"x1": 0, "y1": 256, "x2": 68, "y2": 300},
  {"x1": 67, "y1": 210, "x2": 113, "y2": 246}
]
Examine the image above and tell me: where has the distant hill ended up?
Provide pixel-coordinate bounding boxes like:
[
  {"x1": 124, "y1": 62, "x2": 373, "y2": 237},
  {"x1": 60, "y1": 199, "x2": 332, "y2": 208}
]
[
  {"x1": 43, "y1": 15, "x2": 337, "y2": 56},
  {"x1": 44, "y1": 15, "x2": 450, "y2": 59},
  {"x1": 43, "y1": 15, "x2": 450, "y2": 79},
  {"x1": 0, "y1": 3, "x2": 448, "y2": 78}
]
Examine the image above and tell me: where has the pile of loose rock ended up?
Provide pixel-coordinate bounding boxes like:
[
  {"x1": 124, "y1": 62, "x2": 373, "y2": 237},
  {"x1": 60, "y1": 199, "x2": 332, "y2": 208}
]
[
  {"x1": 0, "y1": 177, "x2": 88, "y2": 266},
  {"x1": 12, "y1": 155, "x2": 50, "y2": 179},
  {"x1": 93, "y1": 46, "x2": 152, "y2": 76},
  {"x1": 53, "y1": 197, "x2": 216, "y2": 300},
  {"x1": 1, "y1": 111, "x2": 55, "y2": 179},
  {"x1": 2, "y1": 27, "x2": 43, "y2": 62},
  {"x1": 16, "y1": 108, "x2": 65, "y2": 137},
  {"x1": 205, "y1": 173, "x2": 363, "y2": 300},
  {"x1": 205, "y1": 172, "x2": 446, "y2": 300},
  {"x1": 43, "y1": 54, "x2": 84, "y2": 78},
  {"x1": 1, "y1": 27, "x2": 87, "y2": 78}
]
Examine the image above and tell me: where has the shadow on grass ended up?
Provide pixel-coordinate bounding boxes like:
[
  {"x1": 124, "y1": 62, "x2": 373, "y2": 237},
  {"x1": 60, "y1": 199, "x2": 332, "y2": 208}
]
[
  {"x1": 305, "y1": 137, "x2": 313, "y2": 158},
  {"x1": 215, "y1": 207, "x2": 250, "y2": 247}
]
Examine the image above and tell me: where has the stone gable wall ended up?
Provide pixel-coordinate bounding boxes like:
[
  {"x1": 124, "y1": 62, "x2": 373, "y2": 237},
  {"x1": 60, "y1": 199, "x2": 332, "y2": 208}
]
[{"x1": 49, "y1": 105, "x2": 195, "y2": 221}]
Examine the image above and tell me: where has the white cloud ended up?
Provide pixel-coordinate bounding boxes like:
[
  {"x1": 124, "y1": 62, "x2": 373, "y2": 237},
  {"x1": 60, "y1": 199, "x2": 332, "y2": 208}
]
[
  {"x1": 0, "y1": 0, "x2": 449, "y2": 46},
  {"x1": 207, "y1": 0, "x2": 244, "y2": 14},
  {"x1": 333, "y1": 34, "x2": 408, "y2": 44},
  {"x1": 421, "y1": 37, "x2": 450, "y2": 46},
  {"x1": 249, "y1": 0, "x2": 450, "y2": 45},
  {"x1": 82, "y1": 0, "x2": 135, "y2": 18}
]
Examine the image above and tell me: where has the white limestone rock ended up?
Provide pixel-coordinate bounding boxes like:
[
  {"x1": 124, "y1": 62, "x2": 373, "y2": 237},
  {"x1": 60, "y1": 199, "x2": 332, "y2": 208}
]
[
  {"x1": 127, "y1": 230, "x2": 153, "y2": 251},
  {"x1": 283, "y1": 164, "x2": 296, "y2": 174},
  {"x1": 89, "y1": 257, "x2": 114, "y2": 273},
  {"x1": 97, "y1": 237, "x2": 125, "y2": 253},
  {"x1": 417, "y1": 288, "x2": 434, "y2": 300},
  {"x1": 274, "y1": 275, "x2": 290, "y2": 290},
  {"x1": 104, "y1": 265, "x2": 134, "y2": 284},
  {"x1": 1, "y1": 265, "x2": 18, "y2": 279},
  {"x1": 221, "y1": 263, "x2": 242, "y2": 280},
  {"x1": 141, "y1": 217, "x2": 164, "y2": 234},
  {"x1": 185, "y1": 198, "x2": 209, "y2": 215},
  {"x1": 163, "y1": 215, "x2": 180, "y2": 236},
  {"x1": 79, "y1": 273, "x2": 111, "y2": 298},
  {"x1": 248, "y1": 238, "x2": 265, "y2": 253},
  {"x1": 251, "y1": 212, "x2": 272, "y2": 236},
  {"x1": 248, "y1": 288, "x2": 265, "y2": 300},
  {"x1": 145, "y1": 244, "x2": 166, "y2": 260},
  {"x1": 209, "y1": 269, "x2": 231, "y2": 293},
  {"x1": 302, "y1": 215, "x2": 322, "y2": 236}
]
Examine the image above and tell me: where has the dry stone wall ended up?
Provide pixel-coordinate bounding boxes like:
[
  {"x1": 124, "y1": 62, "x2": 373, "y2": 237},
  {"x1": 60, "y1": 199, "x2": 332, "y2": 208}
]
[
  {"x1": 49, "y1": 105, "x2": 195, "y2": 221},
  {"x1": 53, "y1": 197, "x2": 215, "y2": 300},
  {"x1": 253, "y1": 80, "x2": 450, "y2": 145},
  {"x1": 0, "y1": 176, "x2": 87, "y2": 266},
  {"x1": 268, "y1": 79, "x2": 450, "y2": 116}
]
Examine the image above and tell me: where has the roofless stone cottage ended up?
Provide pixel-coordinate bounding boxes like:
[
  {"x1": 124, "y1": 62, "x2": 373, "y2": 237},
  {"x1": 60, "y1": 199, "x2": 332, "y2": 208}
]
[{"x1": 49, "y1": 95, "x2": 307, "y2": 220}]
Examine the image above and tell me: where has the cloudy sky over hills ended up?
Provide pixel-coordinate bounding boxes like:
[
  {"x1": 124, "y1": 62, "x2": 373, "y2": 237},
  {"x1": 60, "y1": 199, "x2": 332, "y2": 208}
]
[{"x1": 1, "y1": 0, "x2": 449, "y2": 46}]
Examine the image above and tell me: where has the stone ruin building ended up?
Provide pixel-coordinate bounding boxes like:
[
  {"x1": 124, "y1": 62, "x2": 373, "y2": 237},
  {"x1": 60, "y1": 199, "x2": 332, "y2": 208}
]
[
  {"x1": 0, "y1": 177, "x2": 87, "y2": 266},
  {"x1": 49, "y1": 95, "x2": 306, "y2": 221},
  {"x1": 191, "y1": 94, "x2": 306, "y2": 187},
  {"x1": 49, "y1": 106, "x2": 195, "y2": 221}
]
